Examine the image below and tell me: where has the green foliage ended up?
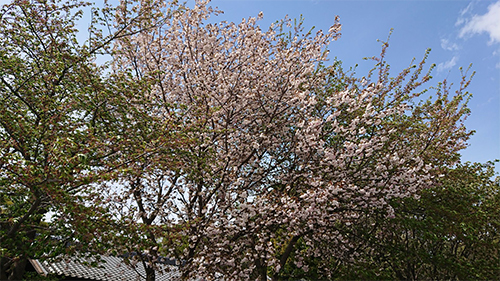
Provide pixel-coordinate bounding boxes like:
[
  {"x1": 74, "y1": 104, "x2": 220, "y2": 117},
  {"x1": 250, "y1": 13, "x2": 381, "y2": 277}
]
[
  {"x1": 0, "y1": 0, "x2": 125, "y2": 279},
  {"x1": 22, "y1": 271, "x2": 58, "y2": 281},
  {"x1": 335, "y1": 161, "x2": 500, "y2": 280}
]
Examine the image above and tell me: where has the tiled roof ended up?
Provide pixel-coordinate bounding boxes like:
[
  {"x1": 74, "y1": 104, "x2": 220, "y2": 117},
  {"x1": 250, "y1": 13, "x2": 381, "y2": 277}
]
[{"x1": 30, "y1": 255, "x2": 181, "y2": 281}]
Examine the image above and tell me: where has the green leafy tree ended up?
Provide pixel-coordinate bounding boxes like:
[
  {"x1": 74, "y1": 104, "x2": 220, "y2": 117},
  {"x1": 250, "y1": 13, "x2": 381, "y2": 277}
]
[
  {"x1": 95, "y1": 70, "x2": 195, "y2": 281},
  {"x1": 333, "y1": 161, "x2": 499, "y2": 280},
  {"x1": 0, "y1": 0, "x2": 155, "y2": 279}
]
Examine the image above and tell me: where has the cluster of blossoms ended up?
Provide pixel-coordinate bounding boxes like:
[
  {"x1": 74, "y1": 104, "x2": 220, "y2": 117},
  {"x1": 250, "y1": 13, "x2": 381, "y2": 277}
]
[{"x1": 106, "y1": 0, "x2": 471, "y2": 279}]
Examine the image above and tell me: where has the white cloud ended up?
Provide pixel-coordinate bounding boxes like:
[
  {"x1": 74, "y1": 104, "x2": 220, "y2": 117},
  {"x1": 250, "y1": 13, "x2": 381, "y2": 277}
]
[
  {"x1": 437, "y1": 56, "x2": 458, "y2": 73},
  {"x1": 461, "y1": 2, "x2": 474, "y2": 16},
  {"x1": 440, "y1": 39, "x2": 459, "y2": 51},
  {"x1": 456, "y1": 2, "x2": 474, "y2": 26},
  {"x1": 459, "y1": 1, "x2": 500, "y2": 44}
]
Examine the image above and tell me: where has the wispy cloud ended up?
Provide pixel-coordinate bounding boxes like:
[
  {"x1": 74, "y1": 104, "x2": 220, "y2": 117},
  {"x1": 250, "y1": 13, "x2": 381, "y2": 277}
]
[
  {"x1": 458, "y1": 1, "x2": 500, "y2": 45},
  {"x1": 456, "y1": 2, "x2": 474, "y2": 26},
  {"x1": 437, "y1": 56, "x2": 458, "y2": 73},
  {"x1": 440, "y1": 39, "x2": 459, "y2": 51}
]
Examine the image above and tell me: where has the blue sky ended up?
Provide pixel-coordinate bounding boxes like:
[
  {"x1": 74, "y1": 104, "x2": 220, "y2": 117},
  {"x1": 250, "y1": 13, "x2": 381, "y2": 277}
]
[
  {"x1": 209, "y1": 0, "x2": 500, "y2": 174},
  {"x1": 2, "y1": 0, "x2": 498, "y2": 173}
]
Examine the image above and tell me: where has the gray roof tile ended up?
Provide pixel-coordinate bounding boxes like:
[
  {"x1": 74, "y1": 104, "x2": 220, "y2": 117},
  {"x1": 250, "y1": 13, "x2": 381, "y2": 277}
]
[{"x1": 30, "y1": 255, "x2": 181, "y2": 281}]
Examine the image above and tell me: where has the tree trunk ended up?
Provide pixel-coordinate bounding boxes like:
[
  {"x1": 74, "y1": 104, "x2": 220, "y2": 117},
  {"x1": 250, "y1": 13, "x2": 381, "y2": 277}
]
[
  {"x1": 1, "y1": 256, "x2": 28, "y2": 280},
  {"x1": 255, "y1": 257, "x2": 267, "y2": 281},
  {"x1": 1, "y1": 219, "x2": 38, "y2": 280},
  {"x1": 1, "y1": 256, "x2": 10, "y2": 280},
  {"x1": 145, "y1": 265, "x2": 156, "y2": 281},
  {"x1": 272, "y1": 235, "x2": 300, "y2": 281}
]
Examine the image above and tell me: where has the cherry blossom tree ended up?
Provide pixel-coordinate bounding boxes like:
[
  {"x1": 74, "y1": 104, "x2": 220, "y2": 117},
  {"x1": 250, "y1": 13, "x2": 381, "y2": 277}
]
[{"x1": 109, "y1": 1, "x2": 473, "y2": 280}]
